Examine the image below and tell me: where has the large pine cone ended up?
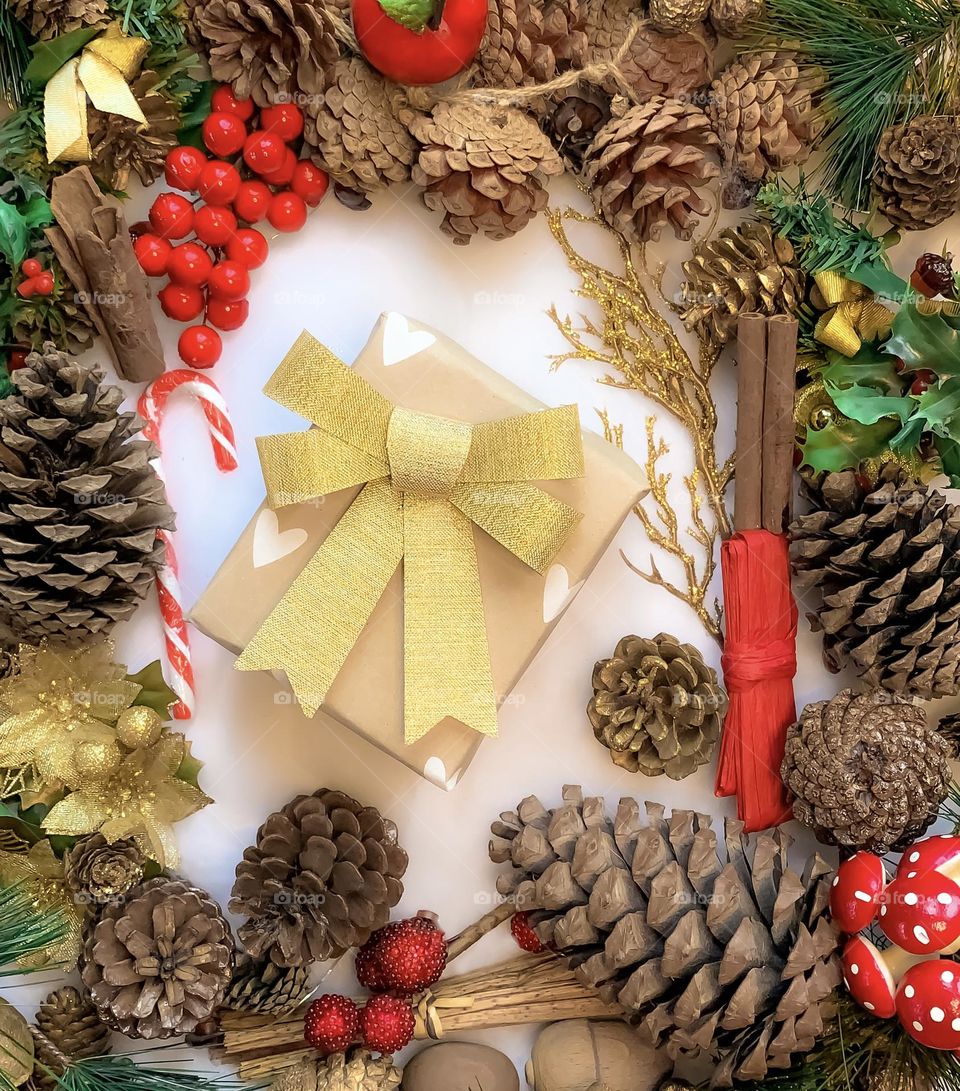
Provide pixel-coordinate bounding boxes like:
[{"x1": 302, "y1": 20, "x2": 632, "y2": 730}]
[
  {"x1": 88, "y1": 73, "x2": 180, "y2": 191},
  {"x1": 230, "y1": 789, "x2": 408, "y2": 968},
  {"x1": 224, "y1": 955, "x2": 312, "y2": 1015},
  {"x1": 0, "y1": 344, "x2": 173, "y2": 643},
  {"x1": 490, "y1": 787, "x2": 840, "y2": 1085},
  {"x1": 874, "y1": 115, "x2": 960, "y2": 231},
  {"x1": 409, "y1": 101, "x2": 563, "y2": 245},
  {"x1": 303, "y1": 59, "x2": 417, "y2": 195},
  {"x1": 585, "y1": 97, "x2": 720, "y2": 243},
  {"x1": 10, "y1": 0, "x2": 107, "y2": 39},
  {"x1": 275, "y1": 1051, "x2": 402, "y2": 1091},
  {"x1": 64, "y1": 833, "x2": 145, "y2": 905},
  {"x1": 541, "y1": 86, "x2": 612, "y2": 173},
  {"x1": 476, "y1": 0, "x2": 588, "y2": 90},
  {"x1": 782, "y1": 689, "x2": 951, "y2": 853},
  {"x1": 80, "y1": 878, "x2": 233, "y2": 1039},
  {"x1": 34, "y1": 987, "x2": 111, "y2": 1089},
  {"x1": 587, "y1": 634, "x2": 726, "y2": 779},
  {"x1": 790, "y1": 469, "x2": 960, "y2": 697},
  {"x1": 680, "y1": 222, "x2": 805, "y2": 347},
  {"x1": 191, "y1": 0, "x2": 340, "y2": 109},
  {"x1": 709, "y1": 51, "x2": 821, "y2": 187}
]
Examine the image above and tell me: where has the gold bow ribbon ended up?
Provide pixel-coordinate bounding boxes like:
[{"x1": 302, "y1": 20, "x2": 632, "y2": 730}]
[
  {"x1": 44, "y1": 23, "x2": 149, "y2": 164},
  {"x1": 813, "y1": 270, "x2": 893, "y2": 357},
  {"x1": 236, "y1": 332, "x2": 585, "y2": 743}
]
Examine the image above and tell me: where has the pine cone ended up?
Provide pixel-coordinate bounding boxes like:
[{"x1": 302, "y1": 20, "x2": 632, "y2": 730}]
[
  {"x1": 649, "y1": 0, "x2": 709, "y2": 34},
  {"x1": 782, "y1": 689, "x2": 951, "y2": 853},
  {"x1": 80, "y1": 878, "x2": 233, "y2": 1039},
  {"x1": 709, "y1": 51, "x2": 821, "y2": 186},
  {"x1": 33, "y1": 987, "x2": 110, "y2": 1090},
  {"x1": 708, "y1": 0, "x2": 763, "y2": 36},
  {"x1": 541, "y1": 86, "x2": 611, "y2": 173},
  {"x1": 192, "y1": 0, "x2": 340, "y2": 109},
  {"x1": 874, "y1": 115, "x2": 960, "y2": 231},
  {"x1": 274, "y1": 1051, "x2": 402, "y2": 1091},
  {"x1": 476, "y1": 0, "x2": 588, "y2": 90},
  {"x1": 64, "y1": 833, "x2": 145, "y2": 905},
  {"x1": 10, "y1": 0, "x2": 107, "y2": 39},
  {"x1": 409, "y1": 101, "x2": 563, "y2": 245},
  {"x1": 0, "y1": 344, "x2": 173, "y2": 643},
  {"x1": 490, "y1": 787, "x2": 841, "y2": 1085},
  {"x1": 587, "y1": 634, "x2": 727, "y2": 779},
  {"x1": 230, "y1": 789, "x2": 408, "y2": 968},
  {"x1": 224, "y1": 955, "x2": 312, "y2": 1015},
  {"x1": 585, "y1": 96, "x2": 720, "y2": 244},
  {"x1": 789, "y1": 469, "x2": 960, "y2": 697},
  {"x1": 88, "y1": 73, "x2": 180, "y2": 191},
  {"x1": 303, "y1": 59, "x2": 416, "y2": 195},
  {"x1": 937, "y1": 711, "x2": 960, "y2": 760},
  {"x1": 680, "y1": 222, "x2": 805, "y2": 347},
  {"x1": 10, "y1": 258, "x2": 96, "y2": 357}
]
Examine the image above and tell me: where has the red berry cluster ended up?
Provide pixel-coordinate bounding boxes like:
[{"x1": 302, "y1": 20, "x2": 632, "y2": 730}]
[
  {"x1": 134, "y1": 84, "x2": 329, "y2": 370},
  {"x1": 509, "y1": 910, "x2": 545, "y2": 953},
  {"x1": 304, "y1": 994, "x2": 416, "y2": 1056},
  {"x1": 16, "y1": 257, "x2": 54, "y2": 299}
]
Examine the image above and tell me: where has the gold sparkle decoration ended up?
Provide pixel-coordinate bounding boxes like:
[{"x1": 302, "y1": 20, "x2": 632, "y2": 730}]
[
  {"x1": 41, "y1": 732, "x2": 212, "y2": 869},
  {"x1": 547, "y1": 206, "x2": 731, "y2": 643},
  {"x1": 0, "y1": 840, "x2": 84, "y2": 969},
  {"x1": 116, "y1": 706, "x2": 164, "y2": 750}
]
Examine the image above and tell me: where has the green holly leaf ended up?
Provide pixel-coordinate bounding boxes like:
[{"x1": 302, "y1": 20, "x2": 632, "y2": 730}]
[
  {"x1": 127, "y1": 660, "x2": 177, "y2": 718},
  {"x1": 175, "y1": 740, "x2": 205, "y2": 791},
  {"x1": 800, "y1": 416, "x2": 898, "y2": 473},
  {"x1": 884, "y1": 301, "x2": 960, "y2": 376},
  {"x1": 891, "y1": 415, "x2": 926, "y2": 453},
  {"x1": 844, "y1": 262, "x2": 908, "y2": 304},
  {"x1": 827, "y1": 389, "x2": 914, "y2": 425},
  {"x1": 0, "y1": 200, "x2": 29, "y2": 269},
  {"x1": 177, "y1": 81, "x2": 214, "y2": 150},
  {"x1": 819, "y1": 345, "x2": 912, "y2": 425},
  {"x1": 910, "y1": 377, "x2": 960, "y2": 438},
  {"x1": 0, "y1": 801, "x2": 43, "y2": 847},
  {"x1": 935, "y1": 435, "x2": 960, "y2": 486},
  {"x1": 19, "y1": 195, "x2": 50, "y2": 231},
  {"x1": 24, "y1": 26, "x2": 100, "y2": 86}
]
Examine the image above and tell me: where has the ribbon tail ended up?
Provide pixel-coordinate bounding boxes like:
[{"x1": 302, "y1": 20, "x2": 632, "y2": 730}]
[
  {"x1": 45, "y1": 58, "x2": 90, "y2": 163},
  {"x1": 236, "y1": 481, "x2": 403, "y2": 716},
  {"x1": 402, "y1": 495, "x2": 498, "y2": 744}
]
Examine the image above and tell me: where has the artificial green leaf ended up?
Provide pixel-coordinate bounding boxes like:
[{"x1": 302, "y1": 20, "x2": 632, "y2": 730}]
[
  {"x1": 127, "y1": 659, "x2": 177, "y2": 717},
  {"x1": 910, "y1": 378, "x2": 960, "y2": 437},
  {"x1": 175, "y1": 740, "x2": 205, "y2": 791},
  {"x1": 0, "y1": 200, "x2": 29, "y2": 268},
  {"x1": 844, "y1": 262, "x2": 907, "y2": 304},
  {"x1": 890, "y1": 415, "x2": 925, "y2": 453},
  {"x1": 827, "y1": 387, "x2": 913, "y2": 425},
  {"x1": 24, "y1": 26, "x2": 100, "y2": 86},
  {"x1": 884, "y1": 301, "x2": 960, "y2": 376},
  {"x1": 819, "y1": 344, "x2": 911, "y2": 424},
  {"x1": 0, "y1": 801, "x2": 43, "y2": 847},
  {"x1": 19, "y1": 194, "x2": 50, "y2": 231},
  {"x1": 800, "y1": 416, "x2": 898, "y2": 473},
  {"x1": 177, "y1": 80, "x2": 214, "y2": 149},
  {"x1": 935, "y1": 435, "x2": 960, "y2": 487}
]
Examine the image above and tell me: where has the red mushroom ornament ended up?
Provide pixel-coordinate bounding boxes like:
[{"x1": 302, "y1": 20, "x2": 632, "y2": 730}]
[
  {"x1": 896, "y1": 959, "x2": 960, "y2": 1050},
  {"x1": 898, "y1": 835, "x2": 960, "y2": 882},
  {"x1": 842, "y1": 936, "x2": 899, "y2": 1018},
  {"x1": 879, "y1": 870, "x2": 960, "y2": 955},
  {"x1": 831, "y1": 852, "x2": 887, "y2": 933}
]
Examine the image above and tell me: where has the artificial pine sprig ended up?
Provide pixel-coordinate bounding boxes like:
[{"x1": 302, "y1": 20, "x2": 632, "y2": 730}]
[
  {"x1": 0, "y1": 880, "x2": 69, "y2": 972},
  {"x1": 0, "y1": 6, "x2": 30, "y2": 108}
]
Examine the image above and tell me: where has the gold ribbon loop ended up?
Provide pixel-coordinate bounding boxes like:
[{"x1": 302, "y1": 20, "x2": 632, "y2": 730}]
[
  {"x1": 237, "y1": 331, "x2": 585, "y2": 743},
  {"x1": 812, "y1": 271, "x2": 893, "y2": 358}
]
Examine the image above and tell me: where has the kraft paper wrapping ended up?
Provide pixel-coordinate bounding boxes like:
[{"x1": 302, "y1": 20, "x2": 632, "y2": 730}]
[{"x1": 191, "y1": 313, "x2": 645, "y2": 789}]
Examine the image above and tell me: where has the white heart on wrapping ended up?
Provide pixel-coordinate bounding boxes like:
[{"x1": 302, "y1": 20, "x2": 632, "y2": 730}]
[
  {"x1": 422, "y1": 756, "x2": 449, "y2": 788},
  {"x1": 542, "y1": 563, "x2": 584, "y2": 623},
  {"x1": 252, "y1": 509, "x2": 308, "y2": 569},
  {"x1": 382, "y1": 312, "x2": 436, "y2": 366}
]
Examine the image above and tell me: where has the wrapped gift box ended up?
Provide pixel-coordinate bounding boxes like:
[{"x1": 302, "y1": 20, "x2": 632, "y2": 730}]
[{"x1": 191, "y1": 312, "x2": 645, "y2": 788}]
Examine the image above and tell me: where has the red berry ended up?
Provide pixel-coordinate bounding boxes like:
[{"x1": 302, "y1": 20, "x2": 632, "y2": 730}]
[
  {"x1": 243, "y1": 131, "x2": 287, "y2": 175},
  {"x1": 195, "y1": 204, "x2": 239, "y2": 248},
  {"x1": 8, "y1": 348, "x2": 28, "y2": 371},
  {"x1": 211, "y1": 84, "x2": 255, "y2": 121},
  {"x1": 233, "y1": 180, "x2": 272, "y2": 223},
  {"x1": 197, "y1": 161, "x2": 241, "y2": 206},
  {"x1": 16, "y1": 279, "x2": 36, "y2": 298},
  {"x1": 259, "y1": 102, "x2": 304, "y2": 142},
  {"x1": 164, "y1": 146, "x2": 206, "y2": 191},
  {"x1": 226, "y1": 227, "x2": 268, "y2": 269},
  {"x1": 208, "y1": 259, "x2": 250, "y2": 301},
  {"x1": 33, "y1": 271, "x2": 54, "y2": 296},
  {"x1": 304, "y1": 995, "x2": 360, "y2": 1055},
  {"x1": 167, "y1": 241, "x2": 214, "y2": 287},
  {"x1": 268, "y1": 191, "x2": 307, "y2": 232},
  {"x1": 134, "y1": 233, "x2": 172, "y2": 277},
  {"x1": 159, "y1": 282, "x2": 205, "y2": 322},
  {"x1": 355, "y1": 942, "x2": 389, "y2": 992},
  {"x1": 178, "y1": 324, "x2": 222, "y2": 369},
  {"x1": 357, "y1": 915, "x2": 447, "y2": 996},
  {"x1": 202, "y1": 111, "x2": 248, "y2": 157},
  {"x1": 359, "y1": 996, "x2": 415, "y2": 1054},
  {"x1": 149, "y1": 192, "x2": 195, "y2": 240},
  {"x1": 911, "y1": 369, "x2": 936, "y2": 395},
  {"x1": 259, "y1": 147, "x2": 297, "y2": 187},
  {"x1": 21, "y1": 258, "x2": 42, "y2": 278},
  {"x1": 291, "y1": 161, "x2": 329, "y2": 207},
  {"x1": 510, "y1": 911, "x2": 545, "y2": 953},
  {"x1": 206, "y1": 295, "x2": 249, "y2": 331}
]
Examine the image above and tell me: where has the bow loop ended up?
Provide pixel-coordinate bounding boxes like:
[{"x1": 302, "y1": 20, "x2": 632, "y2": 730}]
[
  {"x1": 387, "y1": 408, "x2": 472, "y2": 498},
  {"x1": 813, "y1": 271, "x2": 893, "y2": 358}
]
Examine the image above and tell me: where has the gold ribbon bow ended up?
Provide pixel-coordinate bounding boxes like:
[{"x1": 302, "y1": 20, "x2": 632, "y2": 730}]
[
  {"x1": 44, "y1": 23, "x2": 149, "y2": 164},
  {"x1": 237, "y1": 332, "x2": 585, "y2": 743},
  {"x1": 813, "y1": 270, "x2": 894, "y2": 357}
]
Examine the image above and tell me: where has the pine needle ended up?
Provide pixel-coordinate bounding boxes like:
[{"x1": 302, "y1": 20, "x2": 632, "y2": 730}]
[
  {"x1": 57, "y1": 1057, "x2": 261, "y2": 1091},
  {"x1": 0, "y1": 881, "x2": 69, "y2": 973},
  {"x1": 0, "y1": 6, "x2": 30, "y2": 108}
]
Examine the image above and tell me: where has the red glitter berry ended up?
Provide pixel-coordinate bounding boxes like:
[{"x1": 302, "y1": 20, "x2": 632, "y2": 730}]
[
  {"x1": 304, "y1": 995, "x2": 361, "y2": 1055},
  {"x1": 370, "y1": 914, "x2": 448, "y2": 995},
  {"x1": 359, "y1": 995, "x2": 415, "y2": 1054},
  {"x1": 355, "y1": 941, "x2": 389, "y2": 992},
  {"x1": 510, "y1": 911, "x2": 545, "y2": 953}
]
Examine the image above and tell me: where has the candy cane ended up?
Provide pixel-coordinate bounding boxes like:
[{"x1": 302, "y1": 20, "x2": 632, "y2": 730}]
[{"x1": 138, "y1": 371, "x2": 239, "y2": 719}]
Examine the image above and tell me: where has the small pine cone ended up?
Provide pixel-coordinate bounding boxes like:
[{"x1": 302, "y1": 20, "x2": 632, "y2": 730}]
[
  {"x1": 34, "y1": 987, "x2": 110, "y2": 1090},
  {"x1": 10, "y1": 257, "x2": 96, "y2": 357},
  {"x1": 649, "y1": 0, "x2": 710, "y2": 34},
  {"x1": 409, "y1": 101, "x2": 563, "y2": 245},
  {"x1": 64, "y1": 834, "x2": 145, "y2": 905},
  {"x1": 10, "y1": 0, "x2": 108, "y2": 39},
  {"x1": 782, "y1": 689, "x2": 951, "y2": 853},
  {"x1": 937, "y1": 711, "x2": 960, "y2": 759},
  {"x1": 874, "y1": 115, "x2": 960, "y2": 231},
  {"x1": 708, "y1": 0, "x2": 764, "y2": 36},
  {"x1": 790, "y1": 469, "x2": 960, "y2": 697},
  {"x1": 88, "y1": 73, "x2": 181, "y2": 190},
  {"x1": 585, "y1": 96, "x2": 720, "y2": 243},
  {"x1": 302, "y1": 59, "x2": 417, "y2": 195},
  {"x1": 191, "y1": 0, "x2": 340, "y2": 109},
  {"x1": 680, "y1": 221, "x2": 805, "y2": 347},
  {"x1": 476, "y1": 0, "x2": 588, "y2": 90},
  {"x1": 224, "y1": 955, "x2": 312, "y2": 1015},
  {"x1": 709, "y1": 50, "x2": 822, "y2": 185},
  {"x1": 273, "y1": 1051, "x2": 402, "y2": 1091},
  {"x1": 541, "y1": 86, "x2": 612, "y2": 173},
  {"x1": 587, "y1": 634, "x2": 727, "y2": 778}
]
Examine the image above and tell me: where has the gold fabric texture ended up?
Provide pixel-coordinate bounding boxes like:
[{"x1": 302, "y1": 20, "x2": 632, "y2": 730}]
[
  {"x1": 812, "y1": 271, "x2": 893, "y2": 358},
  {"x1": 237, "y1": 331, "x2": 585, "y2": 743}
]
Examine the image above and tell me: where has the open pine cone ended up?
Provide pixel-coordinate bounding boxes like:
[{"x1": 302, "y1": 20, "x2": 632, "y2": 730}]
[
  {"x1": 585, "y1": 96, "x2": 720, "y2": 243},
  {"x1": 88, "y1": 73, "x2": 180, "y2": 190},
  {"x1": 230, "y1": 789, "x2": 408, "y2": 967},
  {"x1": 33, "y1": 987, "x2": 111, "y2": 1090},
  {"x1": 64, "y1": 833, "x2": 145, "y2": 905},
  {"x1": 275, "y1": 1051, "x2": 402, "y2": 1091},
  {"x1": 708, "y1": 0, "x2": 764, "y2": 36},
  {"x1": 10, "y1": 0, "x2": 107, "y2": 39},
  {"x1": 782, "y1": 689, "x2": 951, "y2": 853},
  {"x1": 224, "y1": 956, "x2": 312, "y2": 1015},
  {"x1": 476, "y1": 0, "x2": 588, "y2": 90},
  {"x1": 874, "y1": 115, "x2": 960, "y2": 231},
  {"x1": 491, "y1": 787, "x2": 840, "y2": 1085},
  {"x1": 541, "y1": 87, "x2": 612, "y2": 173},
  {"x1": 81, "y1": 878, "x2": 233, "y2": 1039}
]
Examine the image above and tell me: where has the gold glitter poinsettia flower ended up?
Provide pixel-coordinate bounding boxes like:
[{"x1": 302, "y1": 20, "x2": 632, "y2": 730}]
[
  {"x1": 0, "y1": 840, "x2": 84, "y2": 969},
  {"x1": 41, "y1": 733, "x2": 212, "y2": 870},
  {"x1": 0, "y1": 642, "x2": 141, "y2": 786}
]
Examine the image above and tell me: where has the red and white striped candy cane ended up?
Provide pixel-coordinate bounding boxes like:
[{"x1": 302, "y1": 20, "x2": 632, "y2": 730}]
[{"x1": 138, "y1": 371, "x2": 238, "y2": 719}]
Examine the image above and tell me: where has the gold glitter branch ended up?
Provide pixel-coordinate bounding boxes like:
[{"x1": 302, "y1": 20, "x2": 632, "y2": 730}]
[{"x1": 546, "y1": 207, "x2": 732, "y2": 644}]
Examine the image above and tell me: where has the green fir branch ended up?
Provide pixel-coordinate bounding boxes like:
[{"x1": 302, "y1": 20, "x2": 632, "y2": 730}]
[
  {"x1": 0, "y1": 881, "x2": 69, "y2": 973},
  {"x1": 0, "y1": 6, "x2": 31, "y2": 108},
  {"x1": 56, "y1": 1056, "x2": 261, "y2": 1091}
]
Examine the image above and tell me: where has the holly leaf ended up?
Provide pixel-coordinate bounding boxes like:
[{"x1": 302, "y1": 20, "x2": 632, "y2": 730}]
[
  {"x1": 127, "y1": 660, "x2": 177, "y2": 718},
  {"x1": 19, "y1": 194, "x2": 50, "y2": 231},
  {"x1": 0, "y1": 801, "x2": 43, "y2": 847},
  {"x1": 24, "y1": 26, "x2": 100, "y2": 86},
  {"x1": 175, "y1": 739, "x2": 205, "y2": 791},
  {"x1": 827, "y1": 389, "x2": 913, "y2": 425},
  {"x1": 819, "y1": 345, "x2": 912, "y2": 425},
  {"x1": 177, "y1": 80, "x2": 214, "y2": 150},
  {"x1": 884, "y1": 301, "x2": 960, "y2": 376},
  {"x1": 0, "y1": 200, "x2": 29, "y2": 269},
  {"x1": 910, "y1": 377, "x2": 960, "y2": 438},
  {"x1": 935, "y1": 435, "x2": 960, "y2": 487},
  {"x1": 800, "y1": 416, "x2": 898, "y2": 473},
  {"x1": 844, "y1": 261, "x2": 908, "y2": 305}
]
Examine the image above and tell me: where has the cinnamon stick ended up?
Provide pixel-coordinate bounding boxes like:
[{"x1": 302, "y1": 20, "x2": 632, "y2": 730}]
[
  {"x1": 761, "y1": 316, "x2": 799, "y2": 534},
  {"x1": 733, "y1": 314, "x2": 767, "y2": 532}
]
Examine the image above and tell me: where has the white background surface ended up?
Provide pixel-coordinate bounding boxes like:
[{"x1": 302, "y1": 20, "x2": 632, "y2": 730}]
[{"x1": 15, "y1": 173, "x2": 960, "y2": 1078}]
